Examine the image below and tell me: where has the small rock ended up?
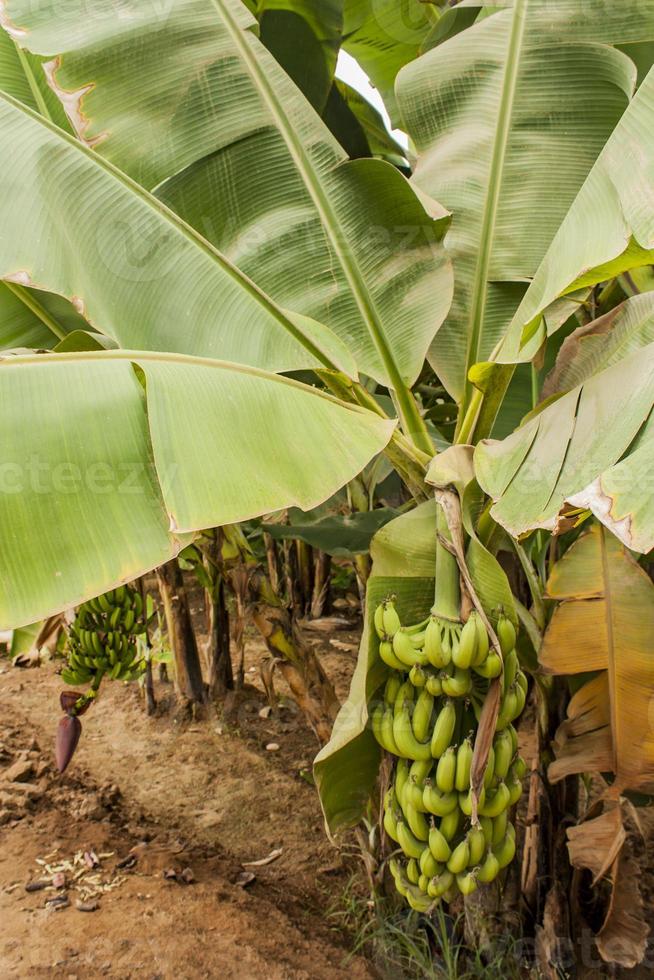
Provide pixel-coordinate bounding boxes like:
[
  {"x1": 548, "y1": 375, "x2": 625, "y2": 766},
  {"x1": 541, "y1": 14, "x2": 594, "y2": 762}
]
[
  {"x1": 25, "y1": 880, "x2": 48, "y2": 893},
  {"x1": 258, "y1": 706, "x2": 272, "y2": 719},
  {"x1": 45, "y1": 893, "x2": 70, "y2": 910},
  {"x1": 3, "y1": 760, "x2": 34, "y2": 783},
  {"x1": 233, "y1": 871, "x2": 255, "y2": 888},
  {"x1": 180, "y1": 867, "x2": 195, "y2": 884},
  {"x1": 265, "y1": 742, "x2": 280, "y2": 752},
  {"x1": 75, "y1": 900, "x2": 99, "y2": 912}
]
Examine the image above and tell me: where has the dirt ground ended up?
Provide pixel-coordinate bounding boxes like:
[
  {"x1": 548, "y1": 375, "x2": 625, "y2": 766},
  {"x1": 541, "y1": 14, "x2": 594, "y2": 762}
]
[{"x1": 0, "y1": 629, "x2": 375, "y2": 980}]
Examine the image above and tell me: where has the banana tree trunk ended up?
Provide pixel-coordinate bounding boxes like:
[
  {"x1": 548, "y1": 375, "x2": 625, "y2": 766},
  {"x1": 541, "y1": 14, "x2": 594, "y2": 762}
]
[
  {"x1": 310, "y1": 550, "x2": 331, "y2": 619},
  {"x1": 157, "y1": 559, "x2": 206, "y2": 710},
  {"x1": 205, "y1": 532, "x2": 234, "y2": 700}
]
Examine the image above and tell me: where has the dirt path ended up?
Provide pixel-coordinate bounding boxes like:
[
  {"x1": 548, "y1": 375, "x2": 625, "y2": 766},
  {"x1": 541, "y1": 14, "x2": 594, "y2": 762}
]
[{"x1": 0, "y1": 634, "x2": 374, "y2": 979}]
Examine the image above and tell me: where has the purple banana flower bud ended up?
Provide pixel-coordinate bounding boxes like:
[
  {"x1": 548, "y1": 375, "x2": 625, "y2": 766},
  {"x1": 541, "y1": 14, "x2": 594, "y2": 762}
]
[{"x1": 56, "y1": 715, "x2": 82, "y2": 773}]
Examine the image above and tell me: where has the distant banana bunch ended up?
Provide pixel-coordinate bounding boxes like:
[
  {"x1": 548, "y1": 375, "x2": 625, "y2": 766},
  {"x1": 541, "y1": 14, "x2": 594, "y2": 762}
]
[
  {"x1": 372, "y1": 597, "x2": 527, "y2": 911},
  {"x1": 62, "y1": 585, "x2": 148, "y2": 687}
]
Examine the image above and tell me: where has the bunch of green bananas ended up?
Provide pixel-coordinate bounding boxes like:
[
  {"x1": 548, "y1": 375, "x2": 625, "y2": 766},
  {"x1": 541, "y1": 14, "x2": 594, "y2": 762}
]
[
  {"x1": 62, "y1": 585, "x2": 147, "y2": 687},
  {"x1": 372, "y1": 598, "x2": 527, "y2": 910}
]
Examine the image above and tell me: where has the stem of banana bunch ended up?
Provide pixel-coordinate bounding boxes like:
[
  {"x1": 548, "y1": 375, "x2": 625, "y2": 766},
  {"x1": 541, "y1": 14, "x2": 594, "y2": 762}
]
[{"x1": 432, "y1": 502, "x2": 461, "y2": 622}]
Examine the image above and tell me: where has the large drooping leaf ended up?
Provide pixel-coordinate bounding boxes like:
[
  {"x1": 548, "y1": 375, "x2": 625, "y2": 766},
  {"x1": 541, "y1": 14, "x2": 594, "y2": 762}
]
[
  {"x1": 500, "y1": 64, "x2": 654, "y2": 363},
  {"x1": 342, "y1": 0, "x2": 437, "y2": 125},
  {"x1": 2, "y1": 0, "x2": 453, "y2": 392},
  {"x1": 263, "y1": 507, "x2": 398, "y2": 558},
  {"x1": 542, "y1": 292, "x2": 654, "y2": 399},
  {"x1": 0, "y1": 90, "x2": 356, "y2": 376},
  {"x1": 315, "y1": 490, "x2": 515, "y2": 833},
  {"x1": 475, "y1": 343, "x2": 654, "y2": 552},
  {"x1": 541, "y1": 525, "x2": 654, "y2": 795},
  {"x1": 322, "y1": 80, "x2": 408, "y2": 167},
  {"x1": 397, "y1": 1, "x2": 651, "y2": 402},
  {"x1": 0, "y1": 350, "x2": 394, "y2": 629},
  {"x1": 0, "y1": 23, "x2": 70, "y2": 129}
]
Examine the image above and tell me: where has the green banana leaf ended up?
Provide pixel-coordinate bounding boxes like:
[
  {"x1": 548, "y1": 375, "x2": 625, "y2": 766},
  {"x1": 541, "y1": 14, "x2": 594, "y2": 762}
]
[
  {"x1": 315, "y1": 481, "x2": 515, "y2": 833},
  {"x1": 0, "y1": 90, "x2": 355, "y2": 376},
  {"x1": 396, "y1": 0, "x2": 651, "y2": 402},
  {"x1": 263, "y1": 507, "x2": 399, "y2": 558},
  {"x1": 342, "y1": 0, "x2": 437, "y2": 126},
  {"x1": 3, "y1": 0, "x2": 453, "y2": 390},
  {"x1": 322, "y1": 80, "x2": 409, "y2": 167},
  {"x1": 475, "y1": 343, "x2": 654, "y2": 553},
  {"x1": 255, "y1": 0, "x2": 343, "y2": 112},
  {"x1": 500, "y1": 64, "x2": 654, "y2": 363},
  {"x1": 0, "y1": 24, "x2": 70, "y2": 130},
  {"x1": 0, "y1": 350, "x2": 394, "y2": 628},
  {"x1": 0, "y1": 282, "x2": 89, "y2": 351}
]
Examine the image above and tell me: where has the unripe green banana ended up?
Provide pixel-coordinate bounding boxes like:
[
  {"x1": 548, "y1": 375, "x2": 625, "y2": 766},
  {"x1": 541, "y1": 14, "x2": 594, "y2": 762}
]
[
  {"x1": 428, "y1": 870, "x2": 454, "y2": 899},
  {"x1": 512, "y1": 681, "x2": 526, "y2": 718},
  {"x1": 428, "y1": 822, "x2": 451, "y2": 863},
  {"x1": 409, "y1": 759, "x2": 433, "y2": 784},
  {"x1": 503, "y1": 648, "x2": 518, "y2": 693},
  {"x1": 508, "y1": 724, "x2": 519, "y2": 755},
  {"x1": 507, "y1": 776, "x2": 522, "y2": 807},
  {"x1": 453, "y1": 617, "x2": 477, "y2": 670},
  {"x1": 114, "y1": 585, "x2": 126, "y2": 604},
  {"x1": 493, "y1": 729, "x2": 514, "y2": 780},
  {"x1": 479, "y1": 782, "x2": 510, "y2": 818},
  {"x1": 381, "y1": 708, "x2": 401, "y2": 755},
  {"x1": 393, "y1": 681, "x2": 415, "y2": 718},
  {"x1": 374, "y1": 603, "x2": 385, "y2": 639},
  {"x1": 423, "y1": 780, "x2": 458, "y2": 817},
  {"x1": 420, "y1": 846, "x2": 442, "y2": 879},
  {"x1": 497, "y1": 614, "x2": 516, "y2": 657},
  {"x1": 479, "y1": 816, "x2": 493, "y2": 847},
  {"x1": 382, "y1": 600, "x2": 401, "y2": 638},
  {"x1": 394, "y1": 704, "x2": 432, "y2": 761},
  {"x1": 457, "y1": 870, "x2": 479, "y2": 896},
  {"x1": 418, "y1": 873, "x2": 430, "y2": 894},
  {"x1": 467, "y1": 827, "x2": 486, "y2": 866},
  {"x1": 492, "y1": 809, "x2": 508, "y2": 847},
  {"x1": 110, "y1": 605, "x2": 122, "y2": 630},
  {"x1": 397, "y1": 821, "x2": 424, "y2": 860},
  {"x1": 477, "y1": 850, "x2": 500, "y2": 884},
  {"x1": 435, "y1": 746, "x2": 456, "y2": 794},
  {"x1": 459, "y1": 786, "x2": 485, "y2": 817},
  {"x1": 439, "y1": 808, "x2": 461, "y2": 841},
  {"x1": 384, "y1": 675, "x2": 402, "y2": 706},
  {"x1": 455, "y1": 738, "x2": 473, "y2": 793},
  {"x1": 379, "y1": 640, "x2": 406, "y2": 671},
  {"x1": 97, "y1": 592, "x2": 112, "y2": 613},
  {"x1": 516, "y1": 670, "x2": 528, "y2": 696},
  {"x1": 403, "y1": 776, "x2": 427, "y2": 813},
  {"x1": 484, "y1": 746, "x2": 496, "y2": 790},
  {"x1": 424, "y1": 617, "x2": 448, "y2": 668},
  {"x1": 393, "y1": 630, "x2": 428, "y2": 668},
  {"x1": 472, "y1": 612, "x2": 489, "y2": 666},
  {"x1": 426, "y1": 673, "x2": 443, "y2": 697},
  {"x1": 494, "y1": 831, "x2": 516, "y2": 869},
  {"x1": 406, "y1": 887, "x2": 433, "y2": 912},
  {"x1": 431, "y1": 700, "x2": 457, "y2": 758},
  {"x1": 122, "y1": 608, "x2": 135, "y2": 632},
  {"x1": 511, "y1": 756, "x2": 528, "y2": 781},
  {"x1": 405, "y1": 802, "x2": 430, "y2": 841},
  {"x1": 442, "y1": 667, "x2": 472, "y2": 699},
  {"x1": 395, "y1": 758, "x2": 409, "y2": 800},
  {"x1": 406, "y1": 858, "x2": 420, "y2": 885},
  {"x1": 447, "y1": 839, "x2": 470, "y2": 875},
  {"x1": 409, "y1": 664, "x2": 426, "y2": 688},
  {"x1": 412, "y1": 689, "x2": 434, "y2": 742},
  {"x1": 473, "y1": 652, "x2": 502, "y2": 679}
]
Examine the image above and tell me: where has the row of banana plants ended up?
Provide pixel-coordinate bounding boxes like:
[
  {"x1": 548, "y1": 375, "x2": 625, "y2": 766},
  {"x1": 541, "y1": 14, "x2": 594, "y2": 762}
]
[{"x1": 3, "y1": 0, "x2": 654, "y2": 969}]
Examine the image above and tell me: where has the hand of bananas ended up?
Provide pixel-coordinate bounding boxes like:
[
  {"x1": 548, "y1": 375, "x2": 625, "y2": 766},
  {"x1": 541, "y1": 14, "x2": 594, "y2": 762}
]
[
  {"x1": 62, "y1": 585, "x2": 148, "y2": 688},
  {"x1": 372, "y1": 598, "x2": 527, "y2": 909}
]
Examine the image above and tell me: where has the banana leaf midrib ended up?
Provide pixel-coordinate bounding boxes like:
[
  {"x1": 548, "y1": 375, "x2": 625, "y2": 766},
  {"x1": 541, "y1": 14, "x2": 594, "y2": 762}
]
[
  {"x1": 462, "y1": 0, "x2": 528, "y2": 411},
  {"x1": 0, "y1": 87, "x2": 339, "y2": 373},
  {"x1": 211, "y1": 0, "x2": 411, "y2": 398}
]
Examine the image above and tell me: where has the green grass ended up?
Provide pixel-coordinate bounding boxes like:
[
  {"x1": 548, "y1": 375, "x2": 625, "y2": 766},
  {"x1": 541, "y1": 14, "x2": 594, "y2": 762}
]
[{"x1": 329, "y1": 874, "x2": 527, "y2": 979}]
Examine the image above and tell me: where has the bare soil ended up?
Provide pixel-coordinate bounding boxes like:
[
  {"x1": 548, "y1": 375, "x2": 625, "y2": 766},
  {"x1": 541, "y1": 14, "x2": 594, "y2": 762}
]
[{"x1": 0, "y1": 629, "x2": 374, "y2": 980}]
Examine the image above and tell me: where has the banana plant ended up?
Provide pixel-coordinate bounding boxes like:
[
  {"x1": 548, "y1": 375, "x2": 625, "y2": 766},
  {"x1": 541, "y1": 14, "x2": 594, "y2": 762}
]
[{"x1": 3, "y1": 0, "x2": 654, "y2": 968}]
